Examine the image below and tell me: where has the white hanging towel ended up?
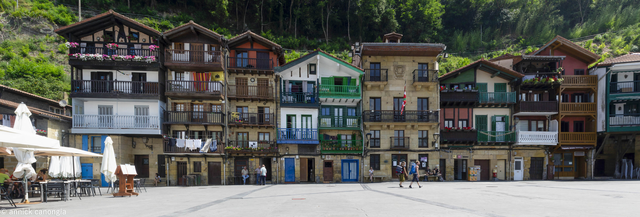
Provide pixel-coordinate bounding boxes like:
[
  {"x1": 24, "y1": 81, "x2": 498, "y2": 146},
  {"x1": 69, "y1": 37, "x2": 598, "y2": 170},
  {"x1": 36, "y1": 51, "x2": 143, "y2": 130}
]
[
  {"x1": 193, "y1": 139, "x2": 202, "y2": 151},
  {"x1": 185, "y1": 139, "x2": 194, "y2": 150},
  {"x1": 176, "y1": 139, "x2": 186, "y2": 148}
]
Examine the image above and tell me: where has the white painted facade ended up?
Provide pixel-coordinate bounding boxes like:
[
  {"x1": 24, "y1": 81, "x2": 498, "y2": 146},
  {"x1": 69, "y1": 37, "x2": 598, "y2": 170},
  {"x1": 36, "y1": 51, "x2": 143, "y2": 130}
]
[
  {"x1": 81, "y1": 69, "x2": 159, "y2": 82},
  {"x1": 279, "y1": 108, "x2": 318, "y2": 129},
  {"x1": 590, "y1": 67, "x2": 607, "y2": 132},
  {"x1": 71, "y1": 98, "x2": 164, "y2": 135}
]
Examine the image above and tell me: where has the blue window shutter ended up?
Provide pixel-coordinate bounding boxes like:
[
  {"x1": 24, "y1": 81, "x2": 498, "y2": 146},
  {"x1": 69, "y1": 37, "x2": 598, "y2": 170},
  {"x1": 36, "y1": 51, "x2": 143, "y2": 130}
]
[
  {"x1": 101, "y1": 135, "x2": 107, "y2": 153},
  {"x1": 82, "y1": 135, "x2": 88, "y2": 151}
]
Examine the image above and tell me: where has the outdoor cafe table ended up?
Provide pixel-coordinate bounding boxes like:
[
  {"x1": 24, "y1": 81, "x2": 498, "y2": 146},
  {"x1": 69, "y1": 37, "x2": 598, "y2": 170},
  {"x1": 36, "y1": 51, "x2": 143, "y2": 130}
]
[{"x1": 39, "y1": 180, "x2": 91, "y2": 202}]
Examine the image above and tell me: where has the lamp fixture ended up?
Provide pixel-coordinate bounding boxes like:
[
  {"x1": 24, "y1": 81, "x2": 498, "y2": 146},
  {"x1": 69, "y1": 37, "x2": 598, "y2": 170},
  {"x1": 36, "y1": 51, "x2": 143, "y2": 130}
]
[
  {"x1": 96, "y1": 37, "x2": 101, "y2": 41},
  {"x1": 142, "y1": 38, "x2": 146, "y2": 42}
]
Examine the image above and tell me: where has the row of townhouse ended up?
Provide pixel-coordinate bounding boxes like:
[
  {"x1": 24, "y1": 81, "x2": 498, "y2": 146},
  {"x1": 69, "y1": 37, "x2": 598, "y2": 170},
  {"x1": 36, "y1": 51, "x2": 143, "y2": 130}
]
[{"x1": 54, "y1": 10, "x2": 635, "y2": 186}]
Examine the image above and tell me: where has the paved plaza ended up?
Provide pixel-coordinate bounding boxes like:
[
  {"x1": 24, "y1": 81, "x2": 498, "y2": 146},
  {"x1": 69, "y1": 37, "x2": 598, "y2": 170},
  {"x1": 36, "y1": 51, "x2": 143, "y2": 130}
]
[{"x1": 1, "y1": 180, "x2": 638, "y2": 217}]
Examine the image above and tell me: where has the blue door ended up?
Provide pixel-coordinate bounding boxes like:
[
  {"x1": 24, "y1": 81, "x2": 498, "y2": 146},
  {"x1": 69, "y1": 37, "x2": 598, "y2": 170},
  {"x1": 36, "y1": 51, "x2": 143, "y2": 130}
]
[
  {"x1": 285, "y1": 158, "x2": 295, "y2": 183},
  {"x1": 81, "y1": 163, "x2": 93, "y2": 180},
  {"x1": 101, "y1": 174, "x2": 109, "y2": 187},
  {"x1": 341, "y1": 159, "x2": 359, "y2": 182}
]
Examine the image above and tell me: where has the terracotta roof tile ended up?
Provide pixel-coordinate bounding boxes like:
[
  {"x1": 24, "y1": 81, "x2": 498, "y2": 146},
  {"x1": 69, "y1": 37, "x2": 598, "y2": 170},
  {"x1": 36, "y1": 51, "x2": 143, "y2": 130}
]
[
  {"x1": 596, "y1": 53, "x2": 640, "y2": 67},
  {"x1": 532, "y1": 35, "x2": 599, "y2": 63},
  {"x1": 0, "y1": 99, "x2": 71, "y2": 121},
  {"x1": 229, "y1": 31, "x2": 282, "y2": 49},
  {"x1": 277, "y1": 49, "x2": 363, "y2": 72},
  {"x1": 163, "y1": 21, "x2": 222, "y2": 40},
  {"x1": 0, "y1": 84, "x2": 71, "y2": 108},
  {"x1": 440, "y1": 59, "x2": 524, "y2": 80},
  {"x1": 55, "y1": 10, "x2": 161, "y2": 36}
]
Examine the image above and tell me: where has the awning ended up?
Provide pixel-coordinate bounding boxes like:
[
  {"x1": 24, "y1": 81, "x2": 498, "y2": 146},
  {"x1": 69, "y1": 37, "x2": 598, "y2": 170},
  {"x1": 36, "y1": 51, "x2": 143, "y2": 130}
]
[{"x1": 0, "y1": 125, "x2": 61, "y2": 149}]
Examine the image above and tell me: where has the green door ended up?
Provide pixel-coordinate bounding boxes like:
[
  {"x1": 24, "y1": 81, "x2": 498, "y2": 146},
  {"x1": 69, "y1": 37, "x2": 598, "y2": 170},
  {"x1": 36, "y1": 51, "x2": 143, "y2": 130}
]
[
  {"x1": 494, "y1": 83, "x2": 507, "y2": 103},
  {"x1": 476, "y1": 115, "x2": 488, "y2": 142}
]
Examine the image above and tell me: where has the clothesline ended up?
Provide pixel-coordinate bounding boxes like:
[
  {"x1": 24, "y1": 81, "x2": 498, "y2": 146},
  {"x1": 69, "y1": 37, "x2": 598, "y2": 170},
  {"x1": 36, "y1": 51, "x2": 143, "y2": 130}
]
[{"x1": 170, "y1": 138, "x2": 219, "y2": 152}]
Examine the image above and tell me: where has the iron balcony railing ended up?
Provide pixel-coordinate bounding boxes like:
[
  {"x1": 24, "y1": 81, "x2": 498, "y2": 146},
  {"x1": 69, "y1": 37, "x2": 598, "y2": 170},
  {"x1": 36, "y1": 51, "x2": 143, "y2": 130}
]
[
  {"x1": 413, "y1": 69, "x2": 439, "y2": 83},
  {"x1": 165, "y1": 111, "x2": 224, "y2": 124},
  {"x1": 479, "y1": 92, "x2": 517, "y2": 104},
  {"x1": 277, "y1": 128, "x2": 318, "y2": 141},
  {"x1": 71, "y1": 80, "x2": 160, "y2": 95},
  {"x1": 516, "y1": 131, "x2": 558, "y2": 145},
  {"x1": 362, "y1": 110, "x2": 439, "y2": 123},
  {"x1": 609, "y1": 114, "x2": 640, "y2": 126},
  {"x1": 166, "y1": 80, "x2": 224, "y2": 95},
  {"x1": 73, "y1": 115, "x2": 160, "y2": 129},
  {"x1": 226, "y1": 140, "x2": 278, "y2": 152},
  {"x1": 364, "y1": 69, "x2": 388, "y2": 82},
  {"x1": 319, "y1": 115, "x2": 360, "y2": 129},
  {"x1": 477, "y1": 131, "x2": 516, "y2": 143},
  {"x1": 227, "y1": 85, "x2": 274, "y2": 99},
  {"x1": 320, "y1": 138, "x2": 363, "y2": 153},
  {"x1": 519, "y1": 101, "x2": 558, "y2": 113},
  {"x1": 280, "y1": 92, "x2": 319, "y2": 104},
  {"x1": 227, "y1": 57, "x2": 274, "y2": 70},
  {"x1": 69, "y1": 46, "x2": 158, "y2": 57},
  {"x1": 165, "y1": 50, "x2": 222, "y2": 64},
  {"x1": 228, "y1": 113, "x2": 275, "y2": 125},
  {"x1": 390, "y1": 137, "x2": 410, "y2": 149},
  {"x1": 610, "y1": 81, "x2": 640, "y2": 94},
  {"x1": 318, "y1": 85, "x2": 361, "y2": 98}
]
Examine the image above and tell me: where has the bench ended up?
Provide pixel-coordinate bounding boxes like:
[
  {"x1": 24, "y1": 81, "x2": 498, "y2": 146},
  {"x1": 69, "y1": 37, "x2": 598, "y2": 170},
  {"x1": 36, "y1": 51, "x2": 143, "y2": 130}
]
[
  {"x1": 424, "y1": 175, "x2": 443, "y2": 182},
  {"x1": 365, "y1": 175, "x2": 385, "y2": 182}
]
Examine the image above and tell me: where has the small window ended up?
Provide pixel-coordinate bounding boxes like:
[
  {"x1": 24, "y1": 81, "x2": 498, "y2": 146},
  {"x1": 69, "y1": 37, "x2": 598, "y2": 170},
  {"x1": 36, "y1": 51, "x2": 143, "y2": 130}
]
[
  {"x1": 259, "y1": 132, "x2": 270, "y2": 142},
  {"x1": 370, "y1": 130, "x2": 380, "y2": 148},
  {"x1": 128, "y1": 32, "x2": 139, "y2": 42},
  {"x1": 309, "y1": 64, "x2": 317, "y2": 75},
  {"x1": 173, "y1": 131, "x2": 186, "y2": 139},
  {"x1": 91, "y1": 136, "x2": 102, "y2": 153},
  {"x1": 194, "y1": 161, "x2": 201, "y2": 173},
  {"x1": 211, "y1": 104, "x2": 222, "y2": 112},
  {"x1": 175, "y1": 72, "x2": 185, "y2": 81},
  {"x1": 418, "y1": 131, "x2": 429, "y2": 147},
  {"x1": 370, "y1": 154, "x2": 380, "y2": 170},
  {"x1": 444, "y1": 119, "x2": 454, "y2": 128},
  {"x1": 574, "y1": 69, "x2": 585, "y2": 75},
  {"x1": 458, "y1": 120, "x2": 468, "y2": 128}
]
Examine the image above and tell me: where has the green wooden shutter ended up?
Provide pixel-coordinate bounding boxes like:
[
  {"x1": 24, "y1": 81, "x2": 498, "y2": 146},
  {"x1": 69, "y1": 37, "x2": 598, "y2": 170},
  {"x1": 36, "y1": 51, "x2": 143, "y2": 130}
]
[
  {"x1": 491, "y1": 116, "x2": 497, "y2": 132},
  {"x1": 476, "y1": 83, "x2": 488, "y2": 92},
  {"x1": 476, "y1": 115, "x2": 488, "y2": 142},
  {"x1": 494, "y1": 83, "x2": 507, "y2": 92},
  {"x1": 352, "y1": 134, "x2": 357, "y2": 147},
  {"x1": 504, "y1": 115, "x2": 509, "y2": 130},
  {"x1": 337, "y1": 134, "x2": 342, "y2": 147}
]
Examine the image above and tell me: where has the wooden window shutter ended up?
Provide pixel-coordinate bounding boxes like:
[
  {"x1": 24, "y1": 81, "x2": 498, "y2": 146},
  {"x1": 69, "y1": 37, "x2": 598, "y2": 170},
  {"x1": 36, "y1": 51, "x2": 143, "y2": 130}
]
[
  {"x1": 204, "y1": 103, "x2": 211, "y2": 111},
  {"x1": 491, "y1": 116, "x2": 496, "y2": 132},
  {"x1": 476, "y1": 83, "x2": 487, "y2": 92},
  {"x1": 172, "y1": 102, "x2": 177, "y2": 111}
]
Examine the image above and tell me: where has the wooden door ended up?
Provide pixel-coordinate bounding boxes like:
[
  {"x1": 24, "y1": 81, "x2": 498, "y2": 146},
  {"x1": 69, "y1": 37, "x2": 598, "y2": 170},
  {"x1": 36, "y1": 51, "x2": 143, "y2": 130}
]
[
  {"x1": 177, "y1": 162, "x2": 187, "y2": 186},
  {"x1": 134, "y1": 155, "x2": 149, "y2": 178},
  {"x1": 497, "y1": 159, "x2": 506, "y2": 180},
  {"x1": 256, "y1": 52, "x2": 270, "y2": 69},
  {"x1": 131, "y1": 73, "x2": 146, "y2": 93},
  {"x1": 300, "y1": 158, "x2": 308, "y2": 182},
  {"x1": 440, "y1": 159, "x2": 447, "y2": 181},
  {"x1": 81, "y1": 163, "x2": 93, "y2": 180},
  {"x1": 190, "y1": 43, "x2": 204, "y2": 62},
  {"x1": 208, "y1": 162, "x2": 221, "y2": 185},
  {"x1": 575, "y1": 156, "x2": 586, "y2": 179},
  {"x1": 474, "y1": 159, "x2": 490, "y2": 181},
  {"x1": 323, "y1": 160, "x2": 333, "y2": 182},
  {"x1": 257, "y1": 78, "x2": 269, "y2": 98},
  {"x1": 236, "y1": 78, "x2": 248, "y2": 97},
  {"x1": 391, "y1": 154, "x2": 407, "y2": 178},
  {"x1": 530, "y1": 157, "x2": 544, "y2": 180}
]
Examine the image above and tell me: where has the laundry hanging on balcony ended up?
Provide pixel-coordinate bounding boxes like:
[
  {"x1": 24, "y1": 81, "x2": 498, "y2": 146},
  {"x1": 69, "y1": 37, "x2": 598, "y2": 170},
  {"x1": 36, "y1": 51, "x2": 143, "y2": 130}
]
[{"x1": 192, "y1": 72, "x2": 211, "y2": 91}]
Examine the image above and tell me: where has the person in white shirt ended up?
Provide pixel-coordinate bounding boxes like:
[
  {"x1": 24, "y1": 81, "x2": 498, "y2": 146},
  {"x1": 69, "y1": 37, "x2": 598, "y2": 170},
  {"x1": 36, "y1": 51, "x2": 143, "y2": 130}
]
[{"x1": 260, "y1": 165, "x2": 267, "y2": 185}]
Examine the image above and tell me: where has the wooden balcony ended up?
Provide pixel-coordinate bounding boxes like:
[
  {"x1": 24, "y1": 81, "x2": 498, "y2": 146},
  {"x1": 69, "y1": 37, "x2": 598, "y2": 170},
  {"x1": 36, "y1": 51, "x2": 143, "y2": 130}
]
[
  {"x1": 440, "y1": 91, "x2": 478, "y2": 107},
  {"x1": 518, "y1": 101, "x2": 558, "y2": 113},
  {"x1": 319, "y1": 115, "x2": 360, "y2": 130},
  {"x1": 320, "y1": 139, "x2": 363, "y2": 154},
  {"x1": 280, "y1": 91, "x2": 319, "y2": 107},
  {"x1": 318, "y1": 85, "x2": 360, "y2": 99},
  {"x1": 277, "y1": 128, "x2": 319, "y2": 144},
  {"x1": 516, "y1": 131, "x2": 558, "y2": 145},
  {"x1": 165, "y1": 80, "x2": 224, "y2": 99},
  {"x1": 440, "y1": 130, "x2": 477, "y2": 144},
  {"x1": 412, "y1": 69, "x2": 438, "y2": 90},
  {"x1": 164, "y1": 111, "x2": 225, "y2": 125},
  {"x1": 477, "y1": 131, "x2": 516, "y2": 143},
  {"x1": 227, "y1": 85, "x2": 274, "y2": 101},
  {"x1": 559, "y1": 132, "x2": 597, "y2": 146},
  {"x1": 362, "y1": 110, "x2": 439, "y2": 123},
  {"x1": 225, "y1": 140, "x2": 278, "y2": 155},
  {"x1": 163, "y1": 139, "x2": 224, "y2": 154},
  {"x1": 68, "y1": 47, "x2": 159, "y2": 69},
  {"x1": 479, "y1": 92, "x2": 516, "y2": 105},
  {"x1": 228, "y1": 113, "x2": 275, "y2": 126},
  {"x1": 71, "y1": 80, "x2": 160, "y2": 99},
  {"x1": 164, "y1": 49, "x2": 223, "y2": 70},
  {"x1": 559, "y1": 103, "x2": 596, "y2": 115},
  {"x1": 610, "y1": 81, "x2": 640, "y2": 94},
  {"x1": 227, "y1": 57, "x2": 274, "y2": 72},
  {"x1": 390, "y1": 137, "x2": 410, "y2": 150},
  {"x1": 561, "y1": 75, "x2": 597, "y2": 89}
]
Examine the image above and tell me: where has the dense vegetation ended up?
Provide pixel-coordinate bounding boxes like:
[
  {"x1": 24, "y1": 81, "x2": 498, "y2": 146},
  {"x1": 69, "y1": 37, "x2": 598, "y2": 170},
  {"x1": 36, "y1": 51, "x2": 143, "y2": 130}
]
[{"x1": 2, "y1": 0, "x2": 640, "y2": 100}]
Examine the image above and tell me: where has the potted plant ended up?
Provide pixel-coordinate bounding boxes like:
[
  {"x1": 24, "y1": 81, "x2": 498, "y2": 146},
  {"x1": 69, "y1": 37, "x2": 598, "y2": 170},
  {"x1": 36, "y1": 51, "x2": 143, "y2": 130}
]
[
  {"x1": 554, "y1": 67, "x2": 564, "y2": 74},
  {"x1": 127, "y1": 35, "x2": 138, "y2": 42},
  {"x1": 455, "y1": 87, "x2": 463, "y2": 92},
  {"x1": 471, "y1": 86, "x2": 479, "y2": 92},
  {"x1": 440, "y1": 86, "x2": 448, "y2": 92},
  {"x1": 102, "y1": 35, "x2": 113, "y2": 42},
  {"x1": 106, "y1": 43, "x2": 119, "y2": 50}
]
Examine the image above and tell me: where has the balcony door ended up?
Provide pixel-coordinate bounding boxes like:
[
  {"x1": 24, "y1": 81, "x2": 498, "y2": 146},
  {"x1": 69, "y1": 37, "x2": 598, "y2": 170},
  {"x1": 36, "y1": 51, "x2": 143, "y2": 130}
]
[
  {"x1": 190, "y1": 43, "x2": 204, "y2": 62},
  {"x1": 256, "y1": 52, "x2": 270, "y2": 69},
  {"x1": 236, "y1": 52, "x2": 248, "y2": 67},
  {"x1": 286, "y1": 115, "x2": 296, "y2": 139},
  {"x1": 393, "y1": 97, "x2": 405, "y2": 122},
  {"x1": 369, "y1": 63, "x2": 381, "y2": 81},
  {"x1": 192, "y1": 104, "x2": 204, "y2": 122},
  {"x1": 369, "y1": 98, "x2": 381, "y2": 121},
  {"x1": 417, "y1": 98, "x2": 429, "y2": 121},
  {"x1": 131, "y1": 73, "x2": 146, "y2": 94},
  {"x1": 236, "y1": 106, "x2": 248, "y2": 124},
  {"x1": 236, "y1": 78, "x2": 248, "y2": 97},
  {"x1": 98, "y1": 105, "x2": 113, "y2": 128},
  {"x1": 258, "y1": 107, "x2": 270, "y2": 125},
  {"x1": 393, "y1": 130, "x2": 405, "y2": 148},
  {"x1": 417, "y1": 63, "x2": 429, "y2": 82},
  {"x1": 346, "y1": 107, "x2": 358, "y2": 128},
  {"x1": 476, "y1": 115, "x2": 488, "y2": 141},
  {"x1": 257, "y1": 78, "x2": 269, "y2": 98},
  {"x1": 493, "y1": 116, "x2": 508, "y2": 142},
  {"x1": 236, "y1": 132, "x2": 248, "y2": 148},
  {"x1": 334, "y1": 107, "x2": 344, "y2": 128},
  {"x1": 91, "y1": 72, "x2": 112, "y2": 93},
  {"x1": 134, "y1": 105, "x2": 150, "y2": 128},
  {"x1": 301, "y1": 115, "x2": 312, "y2": 139}
]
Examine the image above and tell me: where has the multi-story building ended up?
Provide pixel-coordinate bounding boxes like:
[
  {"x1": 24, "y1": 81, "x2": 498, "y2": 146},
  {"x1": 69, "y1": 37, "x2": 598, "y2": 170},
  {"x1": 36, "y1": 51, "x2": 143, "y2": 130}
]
[
  {"x1": 0, "y1": 85, "x2": 72, "y2": 170},
  {"x1": 439, "y1": 59, "x2": 523, "y2": 181},
  {"x1": 591, "y1": 53, "x2": 640, "y2": 178},
  {"x1": 55, "y1": 10, "x2": 165, "y2": 186},
  {"x1": 161, "y1": 21, "x2": 226, "y2": 185},
  {"x1": 275, "y1": 50, "x2": 363, "y2": 183},
  {"x1": 225, "y1": 31, "x2": 283, "y2": 184},
  {"x1": 353, "y1": 32, "x2": 443, "y2": 181}
]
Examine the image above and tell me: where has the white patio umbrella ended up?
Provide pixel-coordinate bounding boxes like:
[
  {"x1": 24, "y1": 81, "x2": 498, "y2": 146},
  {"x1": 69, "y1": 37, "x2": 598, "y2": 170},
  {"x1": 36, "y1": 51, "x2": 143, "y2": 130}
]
[
  {"x1": 101, "y1": 136, "x2": 117, "y2": 190},
  {"x1": 11, "y1": 103, "x2": 42, "y2": 204},
  {"x1": 0, "y1": 125, "x2": 60, "y2": 149},
  {"x1": 48, "y1": 156, "x2": 61, "y2": 178}
]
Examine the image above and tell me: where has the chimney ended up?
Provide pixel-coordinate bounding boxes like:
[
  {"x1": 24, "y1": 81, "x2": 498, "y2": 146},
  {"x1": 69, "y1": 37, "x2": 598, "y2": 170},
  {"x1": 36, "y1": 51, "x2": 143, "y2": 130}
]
[{"x1": 383, "y1": 32, "x2": 403, "y2": 43}]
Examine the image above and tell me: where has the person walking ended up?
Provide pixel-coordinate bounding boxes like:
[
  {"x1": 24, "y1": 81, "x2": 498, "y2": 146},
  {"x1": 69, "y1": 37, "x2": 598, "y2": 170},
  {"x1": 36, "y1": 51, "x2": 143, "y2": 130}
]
[
  {"x1": 260, "y1": 165, "x2": 267, "y2": 185},
  {"x1": 408, "y1": 160, "x2": 422, "y2": 188},
  {"x1": 398, "y1": 161, "x2": 407, "y2": 187},
  {"x1": 255, "y1": 166, "x2": 262, "y2": 185},
  {"x1": 241, "y1": 166, "x2": 249, "y2": 185},
  {"x1": 369, "y1": 167, "x2": 374, "y2": 183}
]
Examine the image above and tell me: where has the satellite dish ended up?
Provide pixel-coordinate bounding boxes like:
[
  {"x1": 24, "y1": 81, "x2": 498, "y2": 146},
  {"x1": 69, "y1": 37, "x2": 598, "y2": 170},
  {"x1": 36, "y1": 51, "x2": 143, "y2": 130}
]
[{"x1": 58, "y1": 100, "x2": 68, "y2": 107}]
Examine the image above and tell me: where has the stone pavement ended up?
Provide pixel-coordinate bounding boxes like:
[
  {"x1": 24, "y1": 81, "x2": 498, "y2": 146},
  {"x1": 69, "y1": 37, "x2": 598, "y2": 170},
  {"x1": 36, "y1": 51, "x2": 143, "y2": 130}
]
[{"x1": 1, "y1": 180, "x2": 638, "y2": 217}]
